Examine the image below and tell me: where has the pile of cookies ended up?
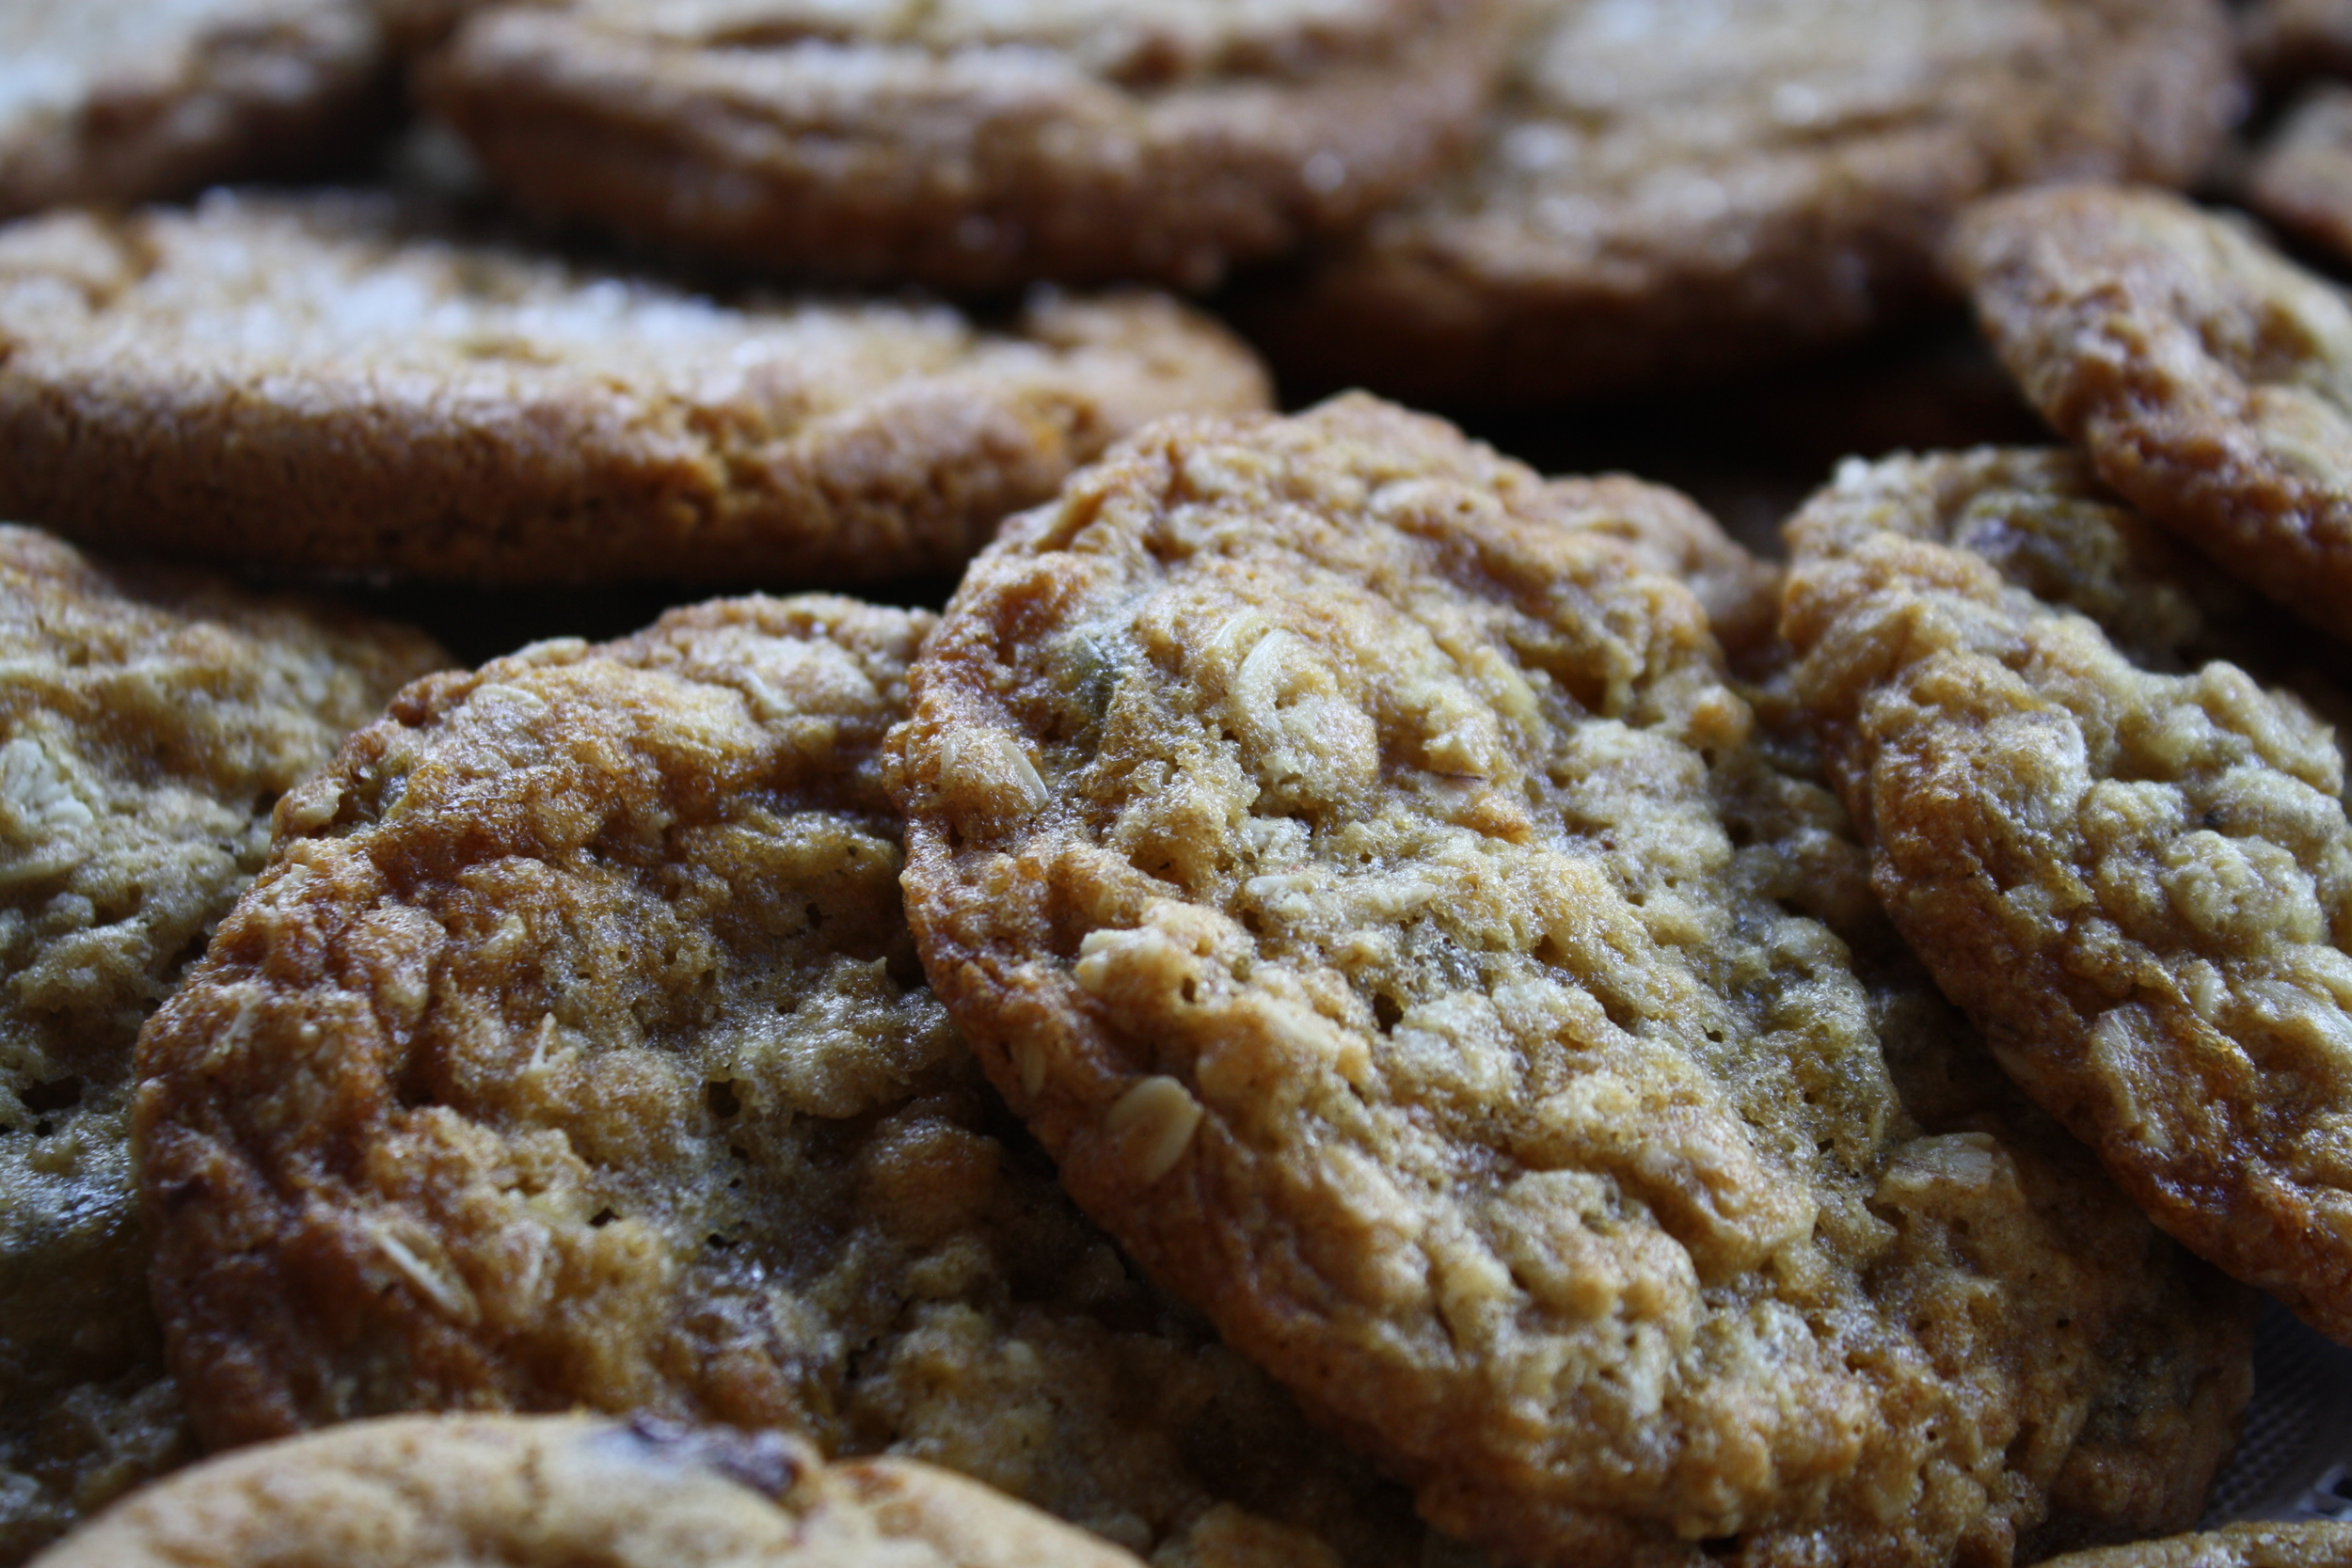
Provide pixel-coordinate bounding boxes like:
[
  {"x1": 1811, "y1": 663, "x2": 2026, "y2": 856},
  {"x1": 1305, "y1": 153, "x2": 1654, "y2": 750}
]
[{"x1": 8, "y1": 1, "x2": 2352, "y2": 1565}]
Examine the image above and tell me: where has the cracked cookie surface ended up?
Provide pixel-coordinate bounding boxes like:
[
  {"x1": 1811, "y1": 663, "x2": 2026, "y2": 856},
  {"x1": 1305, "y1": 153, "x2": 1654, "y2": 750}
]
[
  {"x1": 135, "y1": 593, "x2": 1444, "y2": 1568},
  {"x1": 888, "y1": 395, "x2": 2251, "y2": 1568},
  {"x1": 0, "y1": 191, "x2": 1268, "y2": 586},
  {"x1": 1782, "y1": 446, "x2": 2352, "y2": 1343},
  {"x1": 421, "y1": 0, "x2": 1508, "y2": 290},
  {"x1": 0, "y1": 524, "x2": 442, "y2": 1564},
  {"x1": 33, "y1": 1413, "x2": 1148, "y2": 1568}
]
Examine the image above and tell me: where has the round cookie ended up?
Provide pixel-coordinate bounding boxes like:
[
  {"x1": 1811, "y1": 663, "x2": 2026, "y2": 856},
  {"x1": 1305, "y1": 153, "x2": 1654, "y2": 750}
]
[
  {"x1": 886, "y1": 395, "x2": 2253, "y2": 1568},
  {"x1": 419, "y1": 0, "x2": 1509, "y2": 292},
  {"x1": 1237, "y1": 0, "x2": 2237, "y2": 404},
  {"x1": 2244, "y1": 87, "x2": 2352, "y2": 264},
  {"x1": 1781, "y1": 446, "x2": 2352, "y2": 1344},
  {"x1": 1950, "y1": 182, "x2": 2352, "y2": 643},
  {"x1": 0, "y1": 0, "x2": 387, "y2": 222},
  {"x1": 30, "y1": 1413, "x2": 1148, "y2": 1568},
  {"x1": 135, "y1": 594, "x2": 1443, "y2": 1568},
  {"x1": 0, "y1": 525, "x2": 443, "y2": 1563},
  {"x1": 2036, "y1": 1523, "x2": 2352, "y2": 1568},
  {"x1": 0, "y1": 190, "x2": 1270, "y2": 587}
]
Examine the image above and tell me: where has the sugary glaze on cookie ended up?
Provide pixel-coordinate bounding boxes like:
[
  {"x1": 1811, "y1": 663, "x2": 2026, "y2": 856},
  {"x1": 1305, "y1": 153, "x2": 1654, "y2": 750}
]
[
  {"x1": 0, "y1": 525, "x2": 443, "y2": 1563},
  {"x1": 135, "y1": 594, "x2": 1445, "y2": 1568},
  {"x1": 2036, "y1": 1522, "x2": 2352, "y2": 1568},
  {"x1": 0, "y1": 191, "x2": 1269, "y2": 586},
  {"x1": 420, "y1": 0, "x2": 1507, "y2": 290},
  {"x1": 1782, "y1": 447, "x2": 2352, "y2": 1344},
  {"x1": 887, "y1": 396, "x2": 2252, "y2": 1567},
  {"x1": 0, "y1": 0, "x2": 386, "y2": 221},
  {"x1": 30, "y1": 1414, "x2": 1148, "y2": 1568},
  {"x1": 1242, "y1": 0, "x2": 2237, "y2": 403},
  {"x1": 1952, "y1": 183, "x2": 2352, "y2": 643}
]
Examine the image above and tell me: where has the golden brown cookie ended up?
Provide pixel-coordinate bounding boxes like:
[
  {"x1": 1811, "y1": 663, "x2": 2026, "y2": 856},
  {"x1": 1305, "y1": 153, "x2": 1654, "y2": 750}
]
[
  {"x1": 1950, "y1": 182, "x2": 2352, "y2": 643},
  {"x1": 0, "y1": 191, "x2": 1269, "y2": 587},
  {"x1": 886, "y1": 395, "x2": 2253, "y2": 1568},
  {"x1": 135, "y1": 593, "x2": 1445, "y2": 1568},
  {"x1": 1238, "y1": 0, "x2": 2238, "y2": 404},
  {"x1": 420, "y1": 0, "x2": 1509, "y2": 292},
  {"x1": 2037, "y1": 1521, "x2": 2352, "y2": 1568},
  {"x1": 2246, "y1": 87, "x2": 2352, "y2": 266},
  {"x1": 0, "y1": 0, "x2": 388, "y2": 221},
  {"x1": 1781, "y1": 446, "x2": 2352, "y2": 1344},
  {"x1": 0, "y1": 525, "x2": 443, "y2": 1563},
  {"x1": 30, "y1": 1413, "x2": 1147, "y2": 1568}
]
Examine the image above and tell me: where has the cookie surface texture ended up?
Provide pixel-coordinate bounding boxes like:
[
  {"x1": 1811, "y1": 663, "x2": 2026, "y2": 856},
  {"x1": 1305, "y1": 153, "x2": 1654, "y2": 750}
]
[
  {"x1": 0, "y1": 191, "x2": 1270, "y2": 586},
  {"x1": 0, "y1": 525, "x2": 443, "y2": 1563},
  {"x1": 0, "y1": 0, "x2": 385, "y2": 221},
  {"x1": 1239, "y1": 0, "x2": 2236, "y2": 403},
  {"x1": 421, "y1": 0, "x2": 1507, "y2": 291},
  {"x1": 887, "y1": 395, "x2": 2253, "y2": 1568},
  {"x1": 2245, "y1": 87, "x2": 2352, "y2": 264},
  {"x1": 2035, "y1": 1522, "x2": 2352, "y2": 1568},
  {"x1": 135, "y1": 593, "x2": 1440, "y2": 1568},
  {"x1": 1951, "y1": 183, "x2": 2352, "y2": 642},
  {"x1": 31, "y1": 1413, "x2": 1149, "y2": 1568},
  {"x1": 1781, "y1": 446, "x2": 2352, "y2": 1342}
]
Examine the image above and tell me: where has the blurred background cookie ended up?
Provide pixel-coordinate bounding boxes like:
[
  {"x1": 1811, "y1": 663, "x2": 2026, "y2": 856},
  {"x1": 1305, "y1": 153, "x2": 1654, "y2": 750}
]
[
  {"x1": 1236, "y1": 0, "x2": 2239, "y2": 404},
  {"x1": 0, "y1": 0, "x2": 391, "y2": 223},
  {"x1": 0, "y1": 525, "x2": 442, "y2": 1563},
  {"x1": 418, "y1": 0, "x2": 1511, "y2": 290},
  {"x1": 0, "y1": 191, "x2": 1269, "y2": 586}
]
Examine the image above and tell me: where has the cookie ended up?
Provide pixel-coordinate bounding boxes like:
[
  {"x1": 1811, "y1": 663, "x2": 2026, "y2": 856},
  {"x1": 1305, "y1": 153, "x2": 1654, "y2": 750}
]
[
  {"x1": 0, "y1": 0, "x2": 387, "y2": 222},
  {"x1": 135, "y1": 593, "x2": 1445, "y2": 1568},
  {"x1": 2243, "y1": 0, "x2": 2352, "y2": 84},
  {"x1": 1950, "y1": 182, "x2": 2352, "y2": 643},
  {"x1": 886, "y1": 395, "x2": 2253, "y2": 1568},
  {"x1": 1238, "y1": 0, "x2": 2237, "y2": 404},
  {"x1": 0, "y1": 190, "x2": 1270, "y2": 587},
  {"x1": 31, "y1": 1413, "x2": 1148, "y2": 1568},
  {"x1": 419, "y1": 0, "x2": 1509, "y2": 292},
  {"x1": 2246, "y1": 87, "x2": 2352, "y2": 266},
  {"x1": 0, "y1": 525, "x2": 443, "y2": 1563},
  {"x1": 1781, "y1": 446, "x2": 2352, "y2": 1343},
  {"x1": 2036, "y1": 1522, "x2": 2352, "y2": 1568}
]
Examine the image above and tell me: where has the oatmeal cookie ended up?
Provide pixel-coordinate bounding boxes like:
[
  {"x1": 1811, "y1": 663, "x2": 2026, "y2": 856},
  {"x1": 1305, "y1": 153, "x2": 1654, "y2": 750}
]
[
  {"x1": 0, "y1": 0, "x2": 386, "y2": 222},
  {"x1": 887, "y1": 396, "x2": 2252, "y2": 1568},
  {"x1": 135, "y1": 594, "x2": 1442, "y2": 1568},
  {"x1": 1782, "y1": 447, "x2": 2352, "y2": 1343},
  {"x1": 1951, "y1": 182, "x2": 2352, "y2": 642},
  {"x1": 0, "y1": 525, "x2": 442, "y2": 1563},
  {"x1": 1238, "y1": 0, "x2": 2236, "y2": 404},
  {"x1": 31, "y1": 1414, "x2": 1146, "y2": 1568},
  {"x1": 420, "y1": 0, "x2": 1508, "y2": 292},
  {"x1": 0, "y1": 191, "x2": 1268, "y2": 587},
  {"x1": 2036, "y1": 1522, "x2": 2352, "y2": 1568}
]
